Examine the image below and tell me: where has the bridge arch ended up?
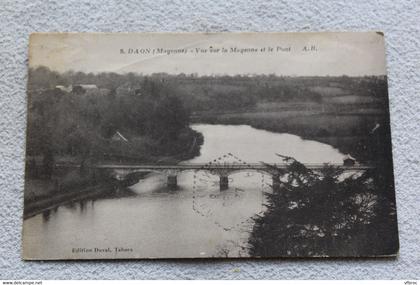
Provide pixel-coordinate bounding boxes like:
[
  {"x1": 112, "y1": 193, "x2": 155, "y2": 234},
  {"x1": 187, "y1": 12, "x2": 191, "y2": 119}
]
[{"x1": 92, "y1": 162, "x2": 372, "y2": 191}]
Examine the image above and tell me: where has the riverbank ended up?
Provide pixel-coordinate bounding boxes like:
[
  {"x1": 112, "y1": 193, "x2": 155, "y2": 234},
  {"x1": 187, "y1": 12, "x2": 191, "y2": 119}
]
[
  {"x1": 24, "y1": 182, "x2": 113, "y2": 219},
  {"x1": 193, "y1": 110, "x2": 388, "y2": 163},
  {"x1": 23, "y1": 128, "x2": 204, "y2": 219}
]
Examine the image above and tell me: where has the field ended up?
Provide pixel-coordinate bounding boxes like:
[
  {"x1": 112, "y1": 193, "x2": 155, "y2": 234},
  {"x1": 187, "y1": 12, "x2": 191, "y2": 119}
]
[{"x1": 193, "y1": 100, "x2": 390, "y2": 163}]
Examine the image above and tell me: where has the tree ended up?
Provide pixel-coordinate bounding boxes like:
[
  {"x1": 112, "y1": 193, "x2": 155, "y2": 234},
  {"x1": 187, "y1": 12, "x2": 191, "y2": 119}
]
[
  {"x1": 248, "y1": 155, "x2": 397, "y2": 257},
  {"x1": 42, "y1": 148, "x2": 55, "y2": 178},
  {"x1": 150, "y1": 95, "x2": 190, "y2": 140}
]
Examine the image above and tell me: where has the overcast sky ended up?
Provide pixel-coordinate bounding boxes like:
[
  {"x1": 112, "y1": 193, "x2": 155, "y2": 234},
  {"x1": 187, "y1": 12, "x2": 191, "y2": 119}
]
[{"x1": 29, "y1": 32, "x2": 387, "y2": 76}]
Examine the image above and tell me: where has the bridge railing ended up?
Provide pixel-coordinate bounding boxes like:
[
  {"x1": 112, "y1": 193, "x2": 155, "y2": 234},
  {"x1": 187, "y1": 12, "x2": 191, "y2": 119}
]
[{"x1": 55, "y1": 162, "x2": 374, "y2": 170}]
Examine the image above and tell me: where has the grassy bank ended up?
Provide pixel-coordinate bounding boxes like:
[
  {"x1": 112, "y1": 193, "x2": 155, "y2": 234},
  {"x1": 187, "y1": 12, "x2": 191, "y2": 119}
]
[
  {"x1": 194, "y1": 108, "x2": 389, "y2": 163},
  {"x1": 24, "y1": 128, "x2": 204, "y2": 219},
  {"x1": 23, "y1": 165, "x2": 119, "y2": 219},
  {"x1": 24, "y1": 181, "x2": 115, "y2": 219}
]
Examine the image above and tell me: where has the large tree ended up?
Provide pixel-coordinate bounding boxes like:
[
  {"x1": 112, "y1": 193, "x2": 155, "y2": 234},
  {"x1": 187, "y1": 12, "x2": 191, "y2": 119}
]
[{"x1": 248, "y1": 156, "x2": 398, "y2": 257}]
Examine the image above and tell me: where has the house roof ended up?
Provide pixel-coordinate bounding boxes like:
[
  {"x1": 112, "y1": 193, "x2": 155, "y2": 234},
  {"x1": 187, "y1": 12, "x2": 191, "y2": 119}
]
[
  {"x1": 343, "y1": 154, "x2": 356, "y2": 161},
  {"x1": 112, "y1": 131, "x2": 128, "y2": 142},
  {"x1": 77, "y1": 84, "x2": 98, "y2": 89}
]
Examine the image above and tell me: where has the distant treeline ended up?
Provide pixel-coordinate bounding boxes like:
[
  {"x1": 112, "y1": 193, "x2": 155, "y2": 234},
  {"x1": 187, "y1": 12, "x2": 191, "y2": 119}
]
[{"x1": 28, "y1": 66, "x2": 388, "y2": 112}]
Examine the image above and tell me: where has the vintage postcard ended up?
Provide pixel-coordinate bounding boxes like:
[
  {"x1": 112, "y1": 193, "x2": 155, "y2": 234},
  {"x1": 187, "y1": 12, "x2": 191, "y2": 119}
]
[{"x1": 22, "y1": 32, "x2": 398, "y2": 259}]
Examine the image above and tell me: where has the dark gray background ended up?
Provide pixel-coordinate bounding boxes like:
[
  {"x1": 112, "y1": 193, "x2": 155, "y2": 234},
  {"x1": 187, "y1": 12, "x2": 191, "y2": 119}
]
[{"x1": 0, "y1": 0, "x2": 418, "y2": 279}]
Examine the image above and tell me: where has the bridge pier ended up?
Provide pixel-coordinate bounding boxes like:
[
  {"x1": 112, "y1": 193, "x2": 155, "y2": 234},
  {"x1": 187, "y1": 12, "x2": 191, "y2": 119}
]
[
  {"x1": 219, "y1": 176, "x2": 229, "y2": 191},
  {"x1": 167, "y1": 175, "x2": 178, "y2": 189},
  {"x1": 272, "y1": 174, "x2": 281, "y2": 190}
]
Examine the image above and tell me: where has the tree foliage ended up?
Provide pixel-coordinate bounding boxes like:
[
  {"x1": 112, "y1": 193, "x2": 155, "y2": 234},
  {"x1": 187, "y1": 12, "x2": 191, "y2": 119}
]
[
  {"x1": 26, "y1": 68, "x2": 193, "y2": 163},
  {"x1": 248, "y1": 156, "x2": 398, "y2": 257}
]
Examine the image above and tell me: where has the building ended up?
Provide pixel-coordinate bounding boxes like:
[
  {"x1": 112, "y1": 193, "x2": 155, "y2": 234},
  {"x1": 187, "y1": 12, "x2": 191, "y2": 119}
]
[
  {"x1": 111, "y1": 131, "x2": 129, "y2": 143},
  {"x1": 55, "y1": 85, "x2": 72, "y2": 92},
  {"x1": 72, "y1": 84, "x2": 98, "y2": 93},
  {"x1": 75, "y1": 84, "x2": 98, "y2": 90}
]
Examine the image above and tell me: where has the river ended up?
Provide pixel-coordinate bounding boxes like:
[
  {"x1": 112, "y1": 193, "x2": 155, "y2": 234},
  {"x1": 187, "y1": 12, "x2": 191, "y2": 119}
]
[{"x1": 23, "y1": 124, "x2": 346, "y2": 259}]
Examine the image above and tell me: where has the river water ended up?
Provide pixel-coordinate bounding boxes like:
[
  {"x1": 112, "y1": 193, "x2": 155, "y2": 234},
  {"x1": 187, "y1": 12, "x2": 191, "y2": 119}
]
[{"x1": 23, "y1": 124, "x2": 346, "y2": 259}]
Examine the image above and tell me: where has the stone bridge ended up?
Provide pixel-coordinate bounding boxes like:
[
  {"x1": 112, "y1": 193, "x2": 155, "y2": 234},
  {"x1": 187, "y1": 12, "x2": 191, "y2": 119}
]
[{"x1": 67, "y1": 162, "x2": 373, "y2": 190}]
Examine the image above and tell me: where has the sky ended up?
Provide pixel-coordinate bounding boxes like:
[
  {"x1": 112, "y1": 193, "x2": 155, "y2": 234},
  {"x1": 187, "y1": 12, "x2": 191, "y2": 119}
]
[{"x1": 29, "y1": 32, "x2": 387, "y2": 76}]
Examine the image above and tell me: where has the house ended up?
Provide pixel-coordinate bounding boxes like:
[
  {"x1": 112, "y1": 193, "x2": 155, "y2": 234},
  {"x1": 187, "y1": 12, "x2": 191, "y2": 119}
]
[
  {"x1": 55, "y1": 85, "x2": 72, "y2": 92},
  {"x1": 72, "y1": 84, "x2": 99, "y2": 95},
  {"x1": 76, "y1": 84, "x2": 98, "y2": 90},
  {"x1": 111, "y1": 131, "x2": 129, "y2": 143}
]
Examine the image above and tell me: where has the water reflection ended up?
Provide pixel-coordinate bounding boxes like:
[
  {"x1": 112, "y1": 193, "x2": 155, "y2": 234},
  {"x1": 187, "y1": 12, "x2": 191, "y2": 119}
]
[
  {"x1": 23, "y1": 124, "x2": 346, "y2": 259},
  {"x1": 42, "y1": 210, "x2": 50, "y2": 222}
]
